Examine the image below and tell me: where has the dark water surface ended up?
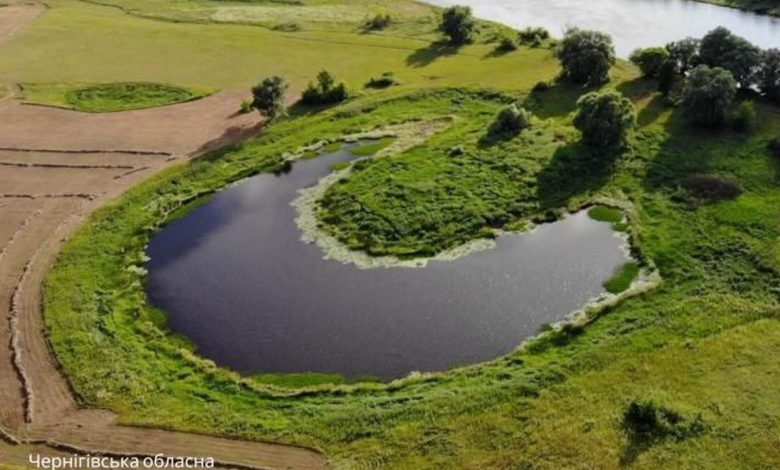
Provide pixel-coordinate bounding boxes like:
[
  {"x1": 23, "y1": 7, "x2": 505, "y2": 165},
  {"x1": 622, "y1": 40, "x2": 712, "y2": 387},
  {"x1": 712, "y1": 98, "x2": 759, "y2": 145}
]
[
  {"x1": 147, "y1": 146, "x2": 629, "y2": 380},
  {"x1": 425, "y1": 0, "x2": 780, "y2": 57}
]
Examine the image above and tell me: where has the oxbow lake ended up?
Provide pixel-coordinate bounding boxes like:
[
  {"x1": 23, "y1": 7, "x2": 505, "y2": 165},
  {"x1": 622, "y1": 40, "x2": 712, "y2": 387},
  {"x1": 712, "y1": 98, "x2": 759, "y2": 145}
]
[
  {"x1": 425, "y1": 0, "x2": 780, "y2": 57},
  {"x1": 146, "y1": 144, "x2": 630, "y2": 380}
]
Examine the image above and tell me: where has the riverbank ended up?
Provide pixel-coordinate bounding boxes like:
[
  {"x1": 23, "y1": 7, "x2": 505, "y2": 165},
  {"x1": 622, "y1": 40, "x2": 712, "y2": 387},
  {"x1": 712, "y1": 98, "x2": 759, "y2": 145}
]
[{"x1": 695, "y1": 0, "x2": 780, "y2": 17}]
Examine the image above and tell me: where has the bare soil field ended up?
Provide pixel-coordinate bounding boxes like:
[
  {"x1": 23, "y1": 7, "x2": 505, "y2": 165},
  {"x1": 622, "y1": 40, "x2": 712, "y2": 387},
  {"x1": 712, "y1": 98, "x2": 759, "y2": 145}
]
[{"x1": 0, "y1": 7, "x2": 326, "y2": 469}]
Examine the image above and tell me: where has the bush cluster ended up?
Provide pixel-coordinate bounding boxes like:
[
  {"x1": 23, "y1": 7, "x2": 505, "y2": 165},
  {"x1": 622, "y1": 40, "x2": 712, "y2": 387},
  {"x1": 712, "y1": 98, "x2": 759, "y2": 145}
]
[
  {"x1": 364, "y1": 13, "x2": 391, "y2": 31},
  {"x1": 680, "y1": 174, "x2": 742, "y2": 204},
  {"x1": 301, "y1": 70, "x2": 348, "y2": 106},
  {"x1": 439, "y1": 6, "x2": 476, "y2": 45},
  {"x1": 623, "y1": 400, "x2": 708, "y2": 442},
  {"x1": 365, "y1": 72, "x2": 399, "y2": 89},
  {"x1": 518, "y1": 27, "x2": 549, "y2": 46},
  {"x1": 573, "y1": 91, "x2": 636, "y2": 150},
  {"x1": 488, "y1": 104, "x2": 532, "y2": 137}
]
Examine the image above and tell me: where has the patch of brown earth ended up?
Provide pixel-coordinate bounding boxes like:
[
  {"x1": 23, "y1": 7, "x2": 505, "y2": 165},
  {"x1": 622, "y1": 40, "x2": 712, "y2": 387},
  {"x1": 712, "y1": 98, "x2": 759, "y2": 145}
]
[{"x1": 0, "y1": 84, "x2": 326, "y2": 470}]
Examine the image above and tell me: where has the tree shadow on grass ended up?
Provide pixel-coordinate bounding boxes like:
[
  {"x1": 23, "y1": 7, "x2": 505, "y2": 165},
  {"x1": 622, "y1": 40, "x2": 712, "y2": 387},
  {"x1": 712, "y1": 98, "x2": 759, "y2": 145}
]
[
  {"x1": 615, "y1": 77, "x2": 668, "y2": 128},
  {"x1": 522, "y1": 81, "x2": 588, "y2": 120},
  {"x1": 405, "y1": 41, "x2": 460, "y2": 68},
  {"x1": 537, "y1": 140, "x2": 617, "y2": 209}
]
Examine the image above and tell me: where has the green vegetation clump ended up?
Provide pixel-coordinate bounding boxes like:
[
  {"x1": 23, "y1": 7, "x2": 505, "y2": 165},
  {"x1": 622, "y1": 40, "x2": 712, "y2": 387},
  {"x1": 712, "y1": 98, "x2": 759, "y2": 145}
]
[
  {"x1": 555, "y1": 28, "x2": 616, "y2": 86},
  {"x1": 588, "y1": 205, "x2": 623, "y2": 224},
  {"x1": 681, "y1": 65, "x2": 737, "y2": 128},
  {"x1": 518, "y1": 26, "x2": 550, "y2": 46},
  {"x1": 623, "y1": 400, "x2": 708, "y2": 444},
  {"x1": 439, "y1": 5, "x2": 476, "y2": 45},
  {"x1": 603, "y1": 262, "x2": 640, "y2": 293},
  {"x1": 487, "y1": 104, "x2": 531, "y2": 138},
  {"x1": 731, "y1": 101, "x2": 757, "y2": 133},
  {"x1": 64, "y1": 82, "x2": 199, "y2": 112},
  {"x1": 680, "y1": 174, "x2": 742, "y2": 204},
  {"x1": 698, "y1": 26, "x2": 760, "y2": 87},
  {"x1": 573, "y1": 91, "x2": 636, "y2": 150},
  {"x1": 301, "y1": 70, "x2": 349, "y2": 106},
  {"x1": 349, "y1": 137, "x2": 395, "y2": 156},
  {"x1": 365, "y1": 72, "x2": 399, "y2": 89},
  {"x1": 496, "y1": 34, "x2": 518, "y2": 52},
  {"x1": 363, "y1": 12, "x2": 391, "y2": 31},
  {"x1": 251, "y1": 75, "x2": 288, "y2": 119},
  {"x1": 629, "y1": 47, "x2": 670, "y2": 78},
  {"x1": 758, "y1": 48, "x2": 780, "y2": 103}
]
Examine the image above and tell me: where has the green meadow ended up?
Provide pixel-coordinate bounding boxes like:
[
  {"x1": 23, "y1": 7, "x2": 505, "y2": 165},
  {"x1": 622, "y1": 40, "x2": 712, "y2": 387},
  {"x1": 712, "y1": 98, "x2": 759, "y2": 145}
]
[{"x1": 6, "y1": 0, "x2": 780, "y2": 468}]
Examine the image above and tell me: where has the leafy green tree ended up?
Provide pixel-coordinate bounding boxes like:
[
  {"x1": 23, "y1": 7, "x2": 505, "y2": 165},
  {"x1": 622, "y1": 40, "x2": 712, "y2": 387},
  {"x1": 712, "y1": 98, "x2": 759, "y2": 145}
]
[
  {"x1": 573, "y1": 91, "x2": 636, "y2": 149},
  {"x1": 698, "y1": 27, "x2": 760, "y2": 87},
  {"x1": 681, "y1": 65, "x2": 737, "y2": 128},
  {"x1": 301, "y1": 70, "x2": 349, "y2": 105},
  {"x1": 439, "y1": 6, "x2": 476, "y2": 45},
  {"x1": 250, "y1": 76, "x2": 288, "y2": 120},
  {"x1": 629, "y1": 47, "x2": 670, "y2": 78},
  {"x1": 757, "y1": 48, "x2": 780, "y2": 103},
  {"x1": 665, "y1": 37, "x2": 700, "y2": 74},
  {"x1": 555, "y1": 29, "x2": 616, "y2": 86}
]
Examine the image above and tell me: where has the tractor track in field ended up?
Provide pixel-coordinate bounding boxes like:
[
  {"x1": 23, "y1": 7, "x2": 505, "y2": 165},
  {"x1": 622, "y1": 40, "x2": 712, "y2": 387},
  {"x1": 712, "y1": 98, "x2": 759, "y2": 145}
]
[{"x1": 0, "y1": 3, "x2": 327, "y2": 469}]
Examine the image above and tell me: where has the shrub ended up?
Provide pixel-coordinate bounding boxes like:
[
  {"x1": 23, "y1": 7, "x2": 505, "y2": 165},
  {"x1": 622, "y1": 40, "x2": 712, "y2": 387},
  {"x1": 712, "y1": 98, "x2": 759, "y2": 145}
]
[
  {"x1": 250, "y1": 75, "x2": 288, "y2": 119},
  {"x1": 497, "y1": 34, "x2": 518, "y2": 51},
  {"x1": 731, "y1": 101, "x2": 756, "y2": 133},
  {"x1": 518, "y1": 26, "x2": 549, "y2": 46},
  {"x1": 757, "y1": 48, "x2": 780, "y2": 103},
  {"x1": 365, "y1": 72, "x2": 399, "y2": 89},
  {"x1": 555, "y1": 28, "x2": 616, "y2": 86},
  {"x1": 488, "y1": 104, "x2": 532, "y2": 137},
  {"x1": 699, "y1": 26, "x2": 761, "y2": 87},
  {"x1": 439, "y1": 5, "x2": 476, "y2": 45},
  {"x1": 681, "y1": 65, "x2": 737, "y2": 128},
  {"x1": 681, "y1": 174, "x2": 742, "y2": 204},
  {"x1": 629, "y1": 47, "x2": 670, "y2": 78},
  {"x1": 301, "y1": 70, "x2": 349, "y2": 106},
  {"x1": 238, "y1": 99, "x2": 252, "y2": 114},
  {"x1": 573, "y1": 91, "x2": 636, "y2": 149},
  {"x1": 623, "y1": 400, "x2": 708, "y2": 442},
  {"x1": 364, "y1": 13, "x2": 391, "y2": 31}
]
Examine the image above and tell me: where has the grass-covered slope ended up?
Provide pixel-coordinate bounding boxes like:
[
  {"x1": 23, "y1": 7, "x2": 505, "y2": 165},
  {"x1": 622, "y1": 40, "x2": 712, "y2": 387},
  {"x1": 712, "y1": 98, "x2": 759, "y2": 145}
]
[
  {"x1": 43, "y1": 76, "x2": 780, "y2": 467},
  {"x1": 0, "y1": 0, "x2": 555, "y2": 94}
]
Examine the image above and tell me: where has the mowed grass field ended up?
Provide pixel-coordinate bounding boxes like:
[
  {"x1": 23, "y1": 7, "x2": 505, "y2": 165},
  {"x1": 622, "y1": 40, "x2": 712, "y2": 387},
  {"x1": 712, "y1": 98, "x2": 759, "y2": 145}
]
[
  {"x1": 6, "y1": 0, "x2": 780, "y2": 468},
  {"x1": 0, "y1": 0, "x2": 561, "y2": 95}
]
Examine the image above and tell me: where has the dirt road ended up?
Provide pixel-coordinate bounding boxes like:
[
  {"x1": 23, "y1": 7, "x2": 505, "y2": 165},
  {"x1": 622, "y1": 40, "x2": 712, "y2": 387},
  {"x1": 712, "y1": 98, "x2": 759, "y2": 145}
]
[{"x1": 0, "y1": 4, "x2": 327, "y2": 469}]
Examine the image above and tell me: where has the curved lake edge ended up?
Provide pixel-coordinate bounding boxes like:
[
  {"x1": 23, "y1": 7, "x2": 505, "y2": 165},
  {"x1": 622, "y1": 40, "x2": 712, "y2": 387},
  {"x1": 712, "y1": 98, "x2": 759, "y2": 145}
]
[{"x1": 143, "y1": 129, "x2": 661, "y2": 392}]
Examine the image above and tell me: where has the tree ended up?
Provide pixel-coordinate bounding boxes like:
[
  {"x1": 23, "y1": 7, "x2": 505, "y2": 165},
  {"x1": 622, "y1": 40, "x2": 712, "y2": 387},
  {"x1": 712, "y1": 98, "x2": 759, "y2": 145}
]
[
  {"x1": 250, "y1": 76, "x2": 288, "y2": 120},
  {"x1": 629, "y1": 47, "x2": 671, "y2": 78},
  {"x1": 681, "y1": 65, "x2": 737, "y2": 128},
  {"x1": 439, "y1": 6, "x2": 476, "y2": 46},
  {"x1": 757, "y1": 48, "x2": 780, "y2": 103},
  {"x1": 698, "y1": 27, "x2": 760, "y2": 87},
  {"x1": 573, "y1": 90, "x2": 636, "y2": 149},
  {"x1": 301, "y1": 70, "x2": 349, "y2": 105},
  {"x1": 665, "y1": 37, "x2": 700, "y2": 74},
  {"x1": 487, "y1": 104, "x2": 531, "y2": 137},
  {"x1": 657, "y1": 58, "x2": 678, "y2": 95},
  {"x1": 555, "y1": 29, "x2": 616, "y2": 86}
]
